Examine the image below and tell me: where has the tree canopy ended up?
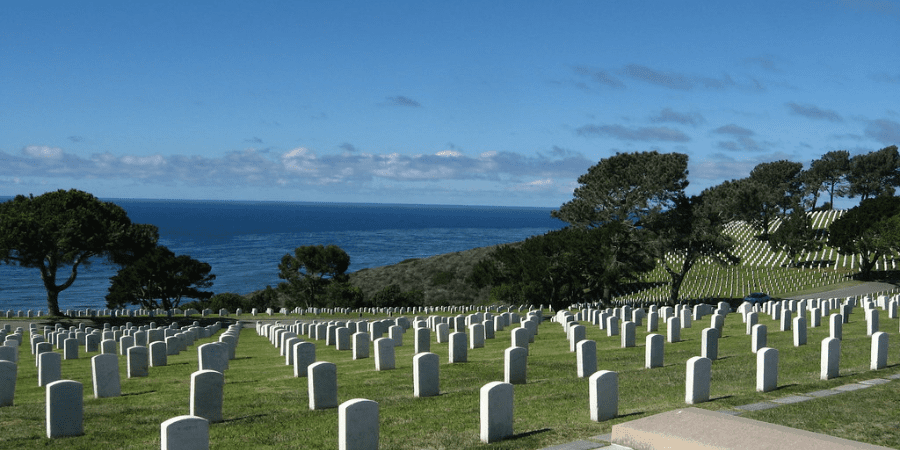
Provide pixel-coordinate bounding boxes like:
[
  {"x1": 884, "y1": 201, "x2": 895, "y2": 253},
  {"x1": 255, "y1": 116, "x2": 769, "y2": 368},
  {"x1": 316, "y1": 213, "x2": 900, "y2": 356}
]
[
  {"x1": 552, "y1": 151, "x2": 689, "y2": 228},
  {"x1": 646, "y1": 194, "x2": 738, "y2": 304},
  {"x1": 708, "y1": 160, "x2": 803, "y2": 240},
  {"x1": 278, "y1": 244, "x2": 352, "y2": 309},
  {"x1": 847, "y1": 145, "x2": 900, "y2": 200},
  {"x1": 768, "y1": 207, "x2": 822, "y2": 268},
  {"x1": 0, "y1": 189, "x2": 150, "y2": 316},
  {"x1": 828, "y1": 196, "x2": 900, "y2": 280},
  {"x1": 105, "y1": 245, "x2": 216, "y2": 310},
  {"x1": 803, "y1": 150, "x2": 850, "y2": 210}
]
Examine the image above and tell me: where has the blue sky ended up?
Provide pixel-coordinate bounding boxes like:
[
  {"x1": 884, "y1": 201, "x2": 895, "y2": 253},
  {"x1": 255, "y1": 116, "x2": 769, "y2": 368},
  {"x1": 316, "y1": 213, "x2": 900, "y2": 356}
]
[{"x1": 2, "y1": 1, "x2": 899, "y2": 207}]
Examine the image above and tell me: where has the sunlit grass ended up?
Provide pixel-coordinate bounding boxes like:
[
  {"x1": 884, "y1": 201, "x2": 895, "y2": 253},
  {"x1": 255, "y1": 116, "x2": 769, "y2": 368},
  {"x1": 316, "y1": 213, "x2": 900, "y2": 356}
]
[{"x1": 2, "y1": 305, "x2": 900, "y2": 449}]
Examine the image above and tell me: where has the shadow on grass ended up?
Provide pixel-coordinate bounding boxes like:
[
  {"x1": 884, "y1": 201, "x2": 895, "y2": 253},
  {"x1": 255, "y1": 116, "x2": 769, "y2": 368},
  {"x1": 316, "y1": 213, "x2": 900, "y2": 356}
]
[
  {"x1": 220, "y1": 414, "x2": 268, "y2": 423},
  {"x1": 509, "y1": 428, "x2": 551, "y2": 440},
  {"x1": 122, "y1": 390, "x2": 156, "y2": 396},
  {"x1": 773, "y1": 383, "x2": 798, "y2": 392},
  {"x1": 710, "y1": 395, "x2": 733, "y2": 402},
  {"x1": 617, "y1": 411, "x2": 645, "y2": 419}
]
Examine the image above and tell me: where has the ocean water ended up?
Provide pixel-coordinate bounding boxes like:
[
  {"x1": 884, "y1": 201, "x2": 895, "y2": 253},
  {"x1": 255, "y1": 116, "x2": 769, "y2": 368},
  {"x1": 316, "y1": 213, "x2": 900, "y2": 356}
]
[{"x1": 0, "y1": 199, "x2": 565, "y2": 312}]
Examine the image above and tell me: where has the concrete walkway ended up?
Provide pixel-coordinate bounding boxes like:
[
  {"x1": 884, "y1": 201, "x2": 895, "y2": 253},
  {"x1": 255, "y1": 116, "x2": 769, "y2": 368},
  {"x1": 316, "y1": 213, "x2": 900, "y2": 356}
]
[
  {"x1": 539, "y1": 373, "x2": 900, "y2": 450},
  {"x1": 787, "y1": 281, "x2": 898, "y2": 300},
  {"x1": 538, "y1": 283, "x2": 899, "y2": 450}
]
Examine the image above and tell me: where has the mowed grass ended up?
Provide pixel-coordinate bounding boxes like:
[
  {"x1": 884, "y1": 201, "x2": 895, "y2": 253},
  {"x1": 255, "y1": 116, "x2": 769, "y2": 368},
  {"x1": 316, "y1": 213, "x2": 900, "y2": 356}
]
[{"x1": 2, "y1": 306, "x2": 900, "y2": 449}]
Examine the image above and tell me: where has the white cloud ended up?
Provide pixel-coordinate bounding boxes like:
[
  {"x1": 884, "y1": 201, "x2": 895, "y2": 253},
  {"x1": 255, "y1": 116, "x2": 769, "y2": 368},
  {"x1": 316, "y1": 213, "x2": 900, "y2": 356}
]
[
  {"x1": 24, "y1": 146, "x2": 64, "y2": 159},
  {"x1": 0, "y1": 145, "x2": 594, "y2": 194}
]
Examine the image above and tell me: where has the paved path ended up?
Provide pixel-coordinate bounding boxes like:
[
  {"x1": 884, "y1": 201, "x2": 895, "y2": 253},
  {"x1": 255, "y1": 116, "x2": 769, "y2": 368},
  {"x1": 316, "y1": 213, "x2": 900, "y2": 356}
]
[
  {"x1": 541, "y1": 283, "x2": 900, "y2": 450},
  {"x1": 786, "y1": 281, "x2": 898, "y2": 300}
]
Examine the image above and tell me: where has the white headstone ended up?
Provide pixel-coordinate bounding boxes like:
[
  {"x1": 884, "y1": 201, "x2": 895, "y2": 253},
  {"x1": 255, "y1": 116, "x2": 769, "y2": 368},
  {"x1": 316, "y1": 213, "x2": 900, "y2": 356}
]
[
  {"x1": 91, "y1": 354, "x2": 121, "y2": 398},
  {"x1": 645, "y1": 334, "x2": 663, "y2": 369},
  {"x1": 127, "y1": 346, "x2": 149, "y2": 378},
  {"x1": 352, "y1": 332, "x2": 369, "y2": 360},
  {"x1": 568, "y1": 324, "x2": 585, "y2": 352},
  {"x1": 414, "y1": 328, "x2": 430, "y2": 354},
  {"x1": 793, "y1": 316, "x2": 807, "y2": 346},
  {"x1": 161, "y1": 415, "x2": 209, "y2": 450},
  {"x1": 191, "y1": 370, "x2": 224, "y2": 423},
  {"x1": 336, "y1": 328, "x2": 351, "y2": 351},
  {"x1": 646, "y1": 312, "x2": 658, "y2": 332},
  {"x1": 504, "y1": 346, "x2": 527, "y2": 385},
  {"x1": 576, "y1": 339, "x2": 596, "y2": 378},
  {"x1": 511, "y1": 328, "x2": 529, "y2": 355},
  {"x1": 821, "y1": 337, "x2": 840, "y2": 380},
  {"x1": 701, "y1": 327, "x2": 718, "y2": 361},
  {"x1": 339, "y1": 399, "x2": 379, "y2": 450},
  {"x1": 413, "y1": 352, "x2": 439, "y2": 397},
  {"x1": 449, "y1": 332, "x2": 467, "y2": 363},
  {"x1": 480, "y1": 381, "x2": 514, "y2": 443},
  {"x1": 621, "y1": 321, "x2": 635, "y2": 348},
  {"x1": 0, "y1": 360, "x2": 15, "y2": 406},
  {"x1": 38, "y1": 351, "x2": 62, "y2": 387},
  {"x1": 871, "y1": 331, "x2": 888, "y2": 370},
  {"x1": 293, "y1": 341, "x2": 316, "y2": 378},
  {"x1": 829, "y1": 313, "x2": 842, "y2": 340},
  {"x1": 197, "y1": 343, "x2": 227, "y2": 373},
  {"x1": 374, "y1": 338, "x2": 395, "y2": 371},
  {"x1": 63, "y1": 338, "x2": 78, "y2": 360},
  {"x1": 150, "y1": 341, "x2": 167, "y2": 367},
  {"x1": 751, "y1": 324, "x2": 767, "y2": 353},
  {"x1": 589, "y1": 370, "x2": 618, "y2": 422},
  {"x1": 685, "y1": 356, "x2": 711, "y2": 404},
  {"x1": 46, "y1": 380, "x2": 83, "y2": 437},
  {"x1": 666, "y1": 317, "x2": 680, "y2": 343},
  {"x1": 308, "y1": 361, "x2": 338, "y2": 410},
  {"x1": 756, "y1": 347, "x2": 778, "y2": 392}
]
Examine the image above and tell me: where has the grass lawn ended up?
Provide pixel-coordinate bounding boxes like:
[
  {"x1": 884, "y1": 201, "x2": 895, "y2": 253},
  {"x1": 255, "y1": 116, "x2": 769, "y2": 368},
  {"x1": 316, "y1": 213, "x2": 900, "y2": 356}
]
[{"x1": 1, "y1": 305, "x2": 899, "y2": 449}]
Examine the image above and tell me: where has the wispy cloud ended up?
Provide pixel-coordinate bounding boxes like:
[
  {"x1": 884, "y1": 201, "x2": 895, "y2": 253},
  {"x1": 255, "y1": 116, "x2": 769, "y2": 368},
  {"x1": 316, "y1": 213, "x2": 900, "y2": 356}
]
[
  {"x1": 785, "y1": 102, "x2": 843, "y2": 122},
  {"x1": 711, "y1": 124, "x2": 766, "y2": 152},
  {"x1": 712, "y1": 124, "x2": 755, "y2": 136},
  {"x1": 68, "y1": 136, "x2": 85, "y2": 143},
  {"x1": 649, "y1": 108, "x2": 706, "y2": 126},
  {"x1": 2, "y1": 145, "x2": 593, "y2": 190},
  {"x1": 864, "y1": 118, "x2": 900, "y2": 144},
  {"x1": 245, "y1": 136, "x2": 264, "y2": 144},
  {"x1": 339, "y1": 142, "x2": 359, "y2": 153},
  {"x1": 383, "y1": 95, "x2": 422, "y2": 107},
  {"x1": 744, "y1": 56, "x2": 782, "y2": 72},
  {"x1": 575, "y1": 124, "x2": 691, "y2": 142},
  {"x1": 571, "y1": 66, "x2": 626, "y2": 89},
  {"x1": 621, "y1": 64, "x2": 735, "y2": 91},
  {"x1": 870, "y1": 72, "x2": 900, "y2": 84}
]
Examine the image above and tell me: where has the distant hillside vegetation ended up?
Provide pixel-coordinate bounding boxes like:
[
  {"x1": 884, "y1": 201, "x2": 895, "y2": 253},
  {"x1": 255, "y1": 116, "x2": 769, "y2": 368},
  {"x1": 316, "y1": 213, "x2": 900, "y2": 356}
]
[
  {"x1": 348, "y1": 209, "x2": 900, "y2": 306},
  {"x1": 348, "y1": 244, "x2": 506, "y2": 306}
]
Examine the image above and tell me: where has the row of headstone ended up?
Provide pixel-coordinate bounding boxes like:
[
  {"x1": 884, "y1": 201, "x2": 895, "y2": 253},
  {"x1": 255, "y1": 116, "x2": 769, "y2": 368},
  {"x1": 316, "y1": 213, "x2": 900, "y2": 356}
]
[
  {"x1": 257, "y1": 321, "x2": 444, "y2": 399},
  {"x1": 0, "y1": 319, "x2": 236, "y2": 442}
]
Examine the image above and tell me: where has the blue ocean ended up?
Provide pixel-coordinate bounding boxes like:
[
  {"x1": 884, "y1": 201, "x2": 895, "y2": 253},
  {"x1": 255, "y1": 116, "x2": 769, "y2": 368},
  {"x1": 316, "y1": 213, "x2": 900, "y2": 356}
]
[{"x1": 0, "y1": 199, "x2": 566, "y2": 312}]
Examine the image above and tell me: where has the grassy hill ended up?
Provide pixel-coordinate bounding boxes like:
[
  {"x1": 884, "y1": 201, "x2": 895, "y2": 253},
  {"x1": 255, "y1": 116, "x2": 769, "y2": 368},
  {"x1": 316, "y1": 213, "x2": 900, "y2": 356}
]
[
  {"x1": 348, "y1": 244, "x2": 501, "y2": 306},
  {"x1": 349, "y1": 210, "x2": 900, "y2": 306}
]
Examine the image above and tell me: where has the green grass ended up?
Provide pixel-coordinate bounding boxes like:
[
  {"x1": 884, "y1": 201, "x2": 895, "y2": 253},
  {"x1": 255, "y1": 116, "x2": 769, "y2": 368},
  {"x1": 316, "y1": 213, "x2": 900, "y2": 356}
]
[{"x1": 3, "y1": 305, "x2": 900, "y2": 449}]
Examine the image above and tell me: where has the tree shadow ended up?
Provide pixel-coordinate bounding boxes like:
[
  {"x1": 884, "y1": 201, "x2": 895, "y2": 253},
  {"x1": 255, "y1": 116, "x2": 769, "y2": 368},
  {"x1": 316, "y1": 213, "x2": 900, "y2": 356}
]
[
  {"x1": 220, "y1": 414, "x2": 267, "y2": 423},
  {"x1": 122, "y1": 390, "x2": 156, "y2": 396},
  {"x1": 509, "y1": 428, "x2": 551, "y2": 440}
]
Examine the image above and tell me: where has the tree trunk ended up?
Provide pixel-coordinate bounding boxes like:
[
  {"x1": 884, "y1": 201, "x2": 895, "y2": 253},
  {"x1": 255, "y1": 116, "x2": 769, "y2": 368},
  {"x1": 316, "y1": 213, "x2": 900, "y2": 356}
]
[
  {"x1": 46, "y1": 289, "x2": 63, "y2": 316},
  {"x1": 668, "y1": 273, "x2": 684, "y2": 306}
]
